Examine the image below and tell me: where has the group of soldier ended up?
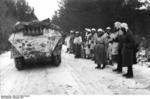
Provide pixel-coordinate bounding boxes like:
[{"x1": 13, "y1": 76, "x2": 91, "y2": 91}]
[{"x1": 65, "y1": 21, "x2": 138, "y2": 78}]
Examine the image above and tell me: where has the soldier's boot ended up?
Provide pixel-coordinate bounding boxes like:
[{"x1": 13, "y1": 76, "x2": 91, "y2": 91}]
[
  {"x1": 123, "y1": 66, "x2": 133, "y2": 78},
  {"x1": 116, "y1": 65, "x2": 123, "y2": 73},
  {"x1": 114, "y1": 69, "x2": 122, "y2": 73},
  {"x1": 101, "y1": 63, "x2": 106, "y2": 69},
  {"x1": 95, "y1": 64, "x2": 101, "y2": 69},
  {"x1": 113, "y1": 69, "x2": 118, "y2": 72},
  {"x1": 113, "y1": 60, "x2": 122, "y2": 73},
  {"x1": 113, "y1": 68, "x2": 122, "y2": 73},
  {"x1": 117, "y1": 68, "x2": 122, "y2": 73}
]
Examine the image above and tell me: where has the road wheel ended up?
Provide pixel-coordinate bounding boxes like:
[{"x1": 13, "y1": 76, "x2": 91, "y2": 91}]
[
  {"x1": 52, "y1": 55, "x2": 61, "y2": 66},
  {"x1": 14, "y1": 57, "x2": 25, "y2": 70}
]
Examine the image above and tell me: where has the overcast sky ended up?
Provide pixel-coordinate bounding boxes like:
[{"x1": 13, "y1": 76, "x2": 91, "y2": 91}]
[
  {"x1": 26, "y1": 0, "x2": 60, "y2": 20},
  {"x1": 26, "y1": 0, "x2": 150, "y2": 20}
]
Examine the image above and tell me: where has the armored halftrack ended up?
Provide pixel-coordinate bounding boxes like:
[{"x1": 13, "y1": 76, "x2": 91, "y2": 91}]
[{"x1": 9, "y1": 19, "x2": 62, "y2": 70}]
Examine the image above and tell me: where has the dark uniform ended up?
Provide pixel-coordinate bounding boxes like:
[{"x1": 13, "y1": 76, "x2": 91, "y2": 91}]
[
  {"x1": 69, "y1": 33, "x2": 75, "y2": 53},
  {"x1": 122, "y1": 29, "x2": 135, "y2": 78}
]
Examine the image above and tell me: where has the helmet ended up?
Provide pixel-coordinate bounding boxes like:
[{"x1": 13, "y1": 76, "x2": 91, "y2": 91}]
[
  {"x1": 91, "y1": 28, "x2": 96, "y2": 31},
  {"x1": 75, "y1": 31, "x2": 79, "y2": 34},
  {"x1": 106, "y1": 27, "x2": 111, "y2": 30},
  {"x1": 70, "y1": 30, "x2": 74, "y2": 33},
  {"x1": 97, "y1": 28, "x2": 103, "y2": 32}
]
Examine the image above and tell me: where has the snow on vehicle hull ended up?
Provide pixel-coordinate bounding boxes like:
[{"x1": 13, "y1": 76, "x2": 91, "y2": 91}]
[{"x1": 9, "y1": 29, "x2": 62, "y2": 60}]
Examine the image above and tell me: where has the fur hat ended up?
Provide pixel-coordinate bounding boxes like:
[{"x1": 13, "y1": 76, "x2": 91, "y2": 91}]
[
  {"x1": 114, "y1": 21, "x2": 121, "y2": 29},
  {"x1": 121, "y1": 23, "x2": 128, "y2": 31}
]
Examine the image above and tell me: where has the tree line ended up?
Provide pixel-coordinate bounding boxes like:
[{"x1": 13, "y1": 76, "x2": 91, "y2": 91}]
[
  {"x1": 0, "y1": 0, "x2": 37, "y2": 53},
  {"x1": 51, "y1": 0, "x2": 150, "y2": 38}
]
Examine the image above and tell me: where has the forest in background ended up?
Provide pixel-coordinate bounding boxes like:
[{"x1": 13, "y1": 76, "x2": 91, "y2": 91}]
[
  {"x1": 1, "y1": 0, "x2": 150, "y2": 53},
  {"x1": 0, "y1": 0, "x2": 37, "y2": 53},
  {"x1": 51, "y1": 0, "x2": 150, "y2": 47}
]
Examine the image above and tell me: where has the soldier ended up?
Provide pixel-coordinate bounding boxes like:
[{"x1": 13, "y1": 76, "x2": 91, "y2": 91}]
[
  {"x1": 112, "y1": 22, "x2": 124, "y2": 73},
  {"x1": 85, "y1": 28, "x2": 92, "y2": 43},
  {"x1": 94, "y1": 28, "x2": 106, "y2": 69},
  {"x1": 110, "y1": 22, "x2": 121, "y2": 66},
  {"x1": 121, "y1": 23, "x2": 135, "y2": 78},
  {"x1": 104, "y1": 27, "x2": 112, "y2": 65},
  {"x1": 74, "y1": 31, "x2": 82, "y2": 58},
  {"x1": 91, "y1": 28, "x2": 97, "y2": 45},
  {"x1": 69, "y1": 30, "x2": 75, "y2": 53},
  {"x1": 90, "y1": 28, "x2": 97, "y2": 60},
  {"x1": 85, "y1": 28, "x2": 92, "y2": 59},
  {"x1": 106, "y1": 27, "x2": 111, "y2": 35},
  {"x1": 80, "y1": 30, "x2": 86, "y2": 58},
  {"x1": 103, "y1": 27, "x2": 110, "y2": 38},
  {"x1": 65, "y1": 34, "x2": 71, "y2": 53}
]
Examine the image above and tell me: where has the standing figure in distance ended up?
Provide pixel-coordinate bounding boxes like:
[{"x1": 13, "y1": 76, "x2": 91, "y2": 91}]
[
  {"x1": 74, "y1": 31, "x2": 82, "y2": 58},
  {"x1": 69, "y1": 30, "x2": 75, "y2": 54},
  {"x1": 95, "y1": 28, "x2": 106, "y2": 69},
  {"x1": 90, "y1": 28, "x2": 97, "y2": 60}
]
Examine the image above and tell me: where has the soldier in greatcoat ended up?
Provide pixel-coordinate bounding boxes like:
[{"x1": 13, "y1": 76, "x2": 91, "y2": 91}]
[
  {"x1": 74, "y1": 31, "x2": 82, "y2": 58},
  {"x1": 94, "y1": 29, "x2": 106, "y2": 69},
  {"x1": 121, "y1": 23, "x2": 135, "y2": 78}
]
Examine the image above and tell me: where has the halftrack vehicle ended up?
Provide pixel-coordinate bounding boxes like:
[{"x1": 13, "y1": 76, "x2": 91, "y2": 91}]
[{"x1": 9, "y1": 19, "x2": 62, "y2": 70}]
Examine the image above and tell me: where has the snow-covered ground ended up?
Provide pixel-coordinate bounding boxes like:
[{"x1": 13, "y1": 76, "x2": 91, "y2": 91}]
[{"x1": 1, "y1": 45, "x2": 150, "y2": 95}]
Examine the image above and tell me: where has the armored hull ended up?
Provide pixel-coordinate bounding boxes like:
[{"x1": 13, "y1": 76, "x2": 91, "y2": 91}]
[{"x1": 9, "y1": 19, "x2": 62, "y2": 70}]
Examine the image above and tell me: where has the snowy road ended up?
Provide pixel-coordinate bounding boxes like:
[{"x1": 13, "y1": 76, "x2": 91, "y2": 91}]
[{"x1": 1, "y1": 45, "x2": 150, "y2": 95}]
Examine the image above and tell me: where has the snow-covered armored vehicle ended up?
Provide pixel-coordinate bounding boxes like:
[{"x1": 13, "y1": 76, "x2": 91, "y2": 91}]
[{"x1": 9, "y1": 19, "x2": 62, "y2": 70}]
